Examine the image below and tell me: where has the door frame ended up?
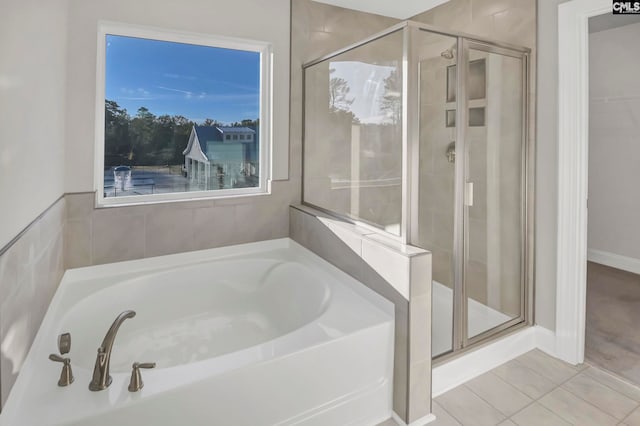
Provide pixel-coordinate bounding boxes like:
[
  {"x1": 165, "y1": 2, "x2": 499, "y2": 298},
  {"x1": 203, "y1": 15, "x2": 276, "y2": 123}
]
[{"x1": 555, "y1": 0, "x2": 610, "y2": 365}]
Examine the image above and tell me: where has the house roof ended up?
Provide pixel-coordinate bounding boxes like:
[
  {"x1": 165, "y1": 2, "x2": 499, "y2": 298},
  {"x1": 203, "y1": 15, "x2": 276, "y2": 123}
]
[
  {"x1": 193, "y1": 126, "x2": 223, "y2": 153},
  {"x1": 183, "y1": 125, "x2": 258, "y2": 160},
  {"x1": 219, "y1": 126, "x2": 255, "y2": 134}
]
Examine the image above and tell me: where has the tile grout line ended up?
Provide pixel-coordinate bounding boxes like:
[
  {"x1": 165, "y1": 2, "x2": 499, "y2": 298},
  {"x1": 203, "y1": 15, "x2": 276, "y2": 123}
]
[
  {"x1": 618, "y1": 403, "x2": 639, "y2": 425},
  {"x1": 431, "y1": 399, "x2": 464, "y2": 426},
  {"x1": 559, "y1": 372, "x2": 640, "y2": 422},
  {"x1": 501, "y1": 357, "x2": 585, "y2": 424},
  {"x1": 462, "y1": 371, "x2": 529, "y2": 419},
  {"x1": 458, "y1": 383, "x2": 506, "y2": 422}
]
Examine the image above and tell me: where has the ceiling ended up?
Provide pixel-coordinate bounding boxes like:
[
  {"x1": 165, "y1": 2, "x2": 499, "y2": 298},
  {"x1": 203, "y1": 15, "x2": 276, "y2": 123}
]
[{"x1": 311, "y1": 0, "x2": 450, "y2": 20}]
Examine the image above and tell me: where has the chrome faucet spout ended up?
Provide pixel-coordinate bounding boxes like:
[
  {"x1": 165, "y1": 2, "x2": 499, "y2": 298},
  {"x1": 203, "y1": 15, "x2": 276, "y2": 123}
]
[{"x1": 89, "y1": 310, "x2": 136, "y2": 391}]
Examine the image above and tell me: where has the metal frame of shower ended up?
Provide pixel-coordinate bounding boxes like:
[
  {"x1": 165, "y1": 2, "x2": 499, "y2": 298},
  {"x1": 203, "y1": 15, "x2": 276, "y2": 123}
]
[{"x1": 301, "y1": 20, "x2": 534, "y2": 360}]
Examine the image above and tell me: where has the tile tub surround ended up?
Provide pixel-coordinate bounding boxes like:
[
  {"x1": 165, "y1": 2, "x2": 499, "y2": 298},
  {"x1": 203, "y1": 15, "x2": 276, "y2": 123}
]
[
  {"x1": 290, "y1": 205, "x2": 433, "y2": 425},
  {"x1": 0, "y1": 197, "x2": 66, "y2": 407},
  {"x1": 65, "y1": 182, "x2": 298, "y2": 268},
  {"x1": 380, "y1": 349, "x2": 640, "y2": 426}
]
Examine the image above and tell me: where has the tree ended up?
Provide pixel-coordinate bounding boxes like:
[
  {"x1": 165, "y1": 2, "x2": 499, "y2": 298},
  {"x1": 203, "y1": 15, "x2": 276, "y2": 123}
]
[
  {"x1": 104, "y1": 100, "x2": 131, "y2": 167},
  {"x1": 380, "y1": 69, "x2": 402, "y2": 125},
  {"x1": 328, "y1": 68, "x2": 354, "y2": 113},
  {"x1": 129, "y1": 107, "x2": 156, "y2": 164},
  {"x1": 201, "y1": 118, "x2": 222, "y2": 127}
]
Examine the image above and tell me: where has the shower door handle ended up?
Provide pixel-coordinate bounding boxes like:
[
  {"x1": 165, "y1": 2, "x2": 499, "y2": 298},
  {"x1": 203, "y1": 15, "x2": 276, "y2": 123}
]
[{"x1": 465, "y1": 182, "x2": 474, "y2": 207}]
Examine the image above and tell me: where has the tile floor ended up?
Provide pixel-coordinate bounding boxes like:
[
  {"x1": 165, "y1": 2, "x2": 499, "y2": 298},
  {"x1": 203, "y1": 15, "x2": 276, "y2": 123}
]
[
  {"x1": 379, "y1": 349, "x2": 640, "y2": 426},
  {"x1": 586, "y1": 262, "x2": 640, "y2": 385}
]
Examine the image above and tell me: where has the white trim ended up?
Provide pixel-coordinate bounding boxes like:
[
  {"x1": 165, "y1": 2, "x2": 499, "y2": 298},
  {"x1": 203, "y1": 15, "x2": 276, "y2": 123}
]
[
  {"x1": 588, "y1": 249, "x2": 640, "y2": 275},
  {"x1": 535, "y1": 325, "x2": 558, "y2": 358},
  {"x1": 392, "y1": 412, "x2": 437, "y2": 426},
  {"x1": 432, "y1": 327, "x2": 538, "y2": 397},
  {"x1": 93, "y1": 21, "x2": 272, "y2": 208},
  {"x1": 556, "y1": 0, "x2": 610, "y2": 365},
  {"x1": 431, "y1": 326, "x2": 556, "y2": 397}
]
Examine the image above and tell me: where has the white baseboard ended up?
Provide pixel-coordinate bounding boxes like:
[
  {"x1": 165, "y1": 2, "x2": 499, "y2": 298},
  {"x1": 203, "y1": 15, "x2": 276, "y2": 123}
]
[
  {"x1": 588, "y1": 249, "x2": 640, "y2": 275},
  {"x1": 432, "y1": 327, "x2": 537, "y2": 397},
  {"x1": 392, "y1": 412, "x2": 437, "y2": 426},
  {"x1": 432, "y1": 326, "x2": 557, "y2": 397},
  {"x1": 534, "y1": 325, "x2": 557, "y2": 358}
]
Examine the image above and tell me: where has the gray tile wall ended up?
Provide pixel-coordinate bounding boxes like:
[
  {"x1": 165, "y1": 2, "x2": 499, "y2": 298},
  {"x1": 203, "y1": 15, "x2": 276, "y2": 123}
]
[
  {"x1": 290, "y1": 205, "x2": 432, "y2": 424},
  {"x1": 0, "y1": 197, "x2": 66, "y2": 406},
  {"x1": 411, "y1": 0, "x2": 537, "y2": 328},
  {"x1": 65, "y1": 181, "x2": 297, "y2": 268}
]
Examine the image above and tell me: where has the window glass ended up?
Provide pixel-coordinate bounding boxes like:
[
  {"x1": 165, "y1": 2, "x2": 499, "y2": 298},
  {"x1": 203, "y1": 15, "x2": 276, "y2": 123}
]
[{"x1": 100, "y1": 31, "x2": 266, "y2": 203}]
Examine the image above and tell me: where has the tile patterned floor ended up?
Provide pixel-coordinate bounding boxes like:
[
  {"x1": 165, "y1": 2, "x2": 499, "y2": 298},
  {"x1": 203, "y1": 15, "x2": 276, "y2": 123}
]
[{"x1": 379, "y1": 349, "x2": 640, "y2": 426}]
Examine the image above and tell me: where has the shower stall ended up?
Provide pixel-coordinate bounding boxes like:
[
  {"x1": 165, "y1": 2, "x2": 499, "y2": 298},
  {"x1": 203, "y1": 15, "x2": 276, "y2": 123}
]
[{"x1": 302, "y1": 21, "x2": 533, "y2": 359}]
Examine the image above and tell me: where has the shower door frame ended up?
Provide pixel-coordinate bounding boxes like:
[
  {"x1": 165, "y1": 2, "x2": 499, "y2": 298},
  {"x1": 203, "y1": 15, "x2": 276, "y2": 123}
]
[
  {"x1": 457, "y1": 39, "x2": 531, "y2": 351},
  {"x1": 409, "y1": 24, "x2": 533, "y2": 360},
  {"x1": 300, "y1": 21, "x2": 534, "y2": 361}
]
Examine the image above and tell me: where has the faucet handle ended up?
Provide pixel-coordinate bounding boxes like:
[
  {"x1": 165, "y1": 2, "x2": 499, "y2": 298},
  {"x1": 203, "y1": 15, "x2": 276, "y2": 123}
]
[
  {"x1": 58, "y1": 332, "x2": 71, "y2": 355},
  {"x1": 134, "y1": 362, "x2": 156, "y2": 369},
  {"x1": 128, "y1": 362, "x2": 156, "y2": 392},
  {"x1": 49, "y1": 354, "x2": 74, "y2": 386}
]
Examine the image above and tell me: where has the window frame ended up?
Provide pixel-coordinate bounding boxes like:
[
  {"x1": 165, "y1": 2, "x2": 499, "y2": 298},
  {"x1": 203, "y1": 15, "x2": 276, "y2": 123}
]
[{"x1": 94, "y1": 21, "x2": 272, "y2": 207}]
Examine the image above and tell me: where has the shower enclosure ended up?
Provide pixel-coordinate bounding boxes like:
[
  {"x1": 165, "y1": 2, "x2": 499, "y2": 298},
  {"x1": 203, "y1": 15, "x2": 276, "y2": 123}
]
[{"x1": 302, "y1": 21, "x2": 532, "y2": 359}]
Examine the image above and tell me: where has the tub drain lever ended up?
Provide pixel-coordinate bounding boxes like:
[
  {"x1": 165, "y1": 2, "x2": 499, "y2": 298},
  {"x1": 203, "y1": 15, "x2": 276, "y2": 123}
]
[
  {"x1": 49, "y1": 353, "x2": 74, "y2": 387},
  {"x1": 128, "y1": 362, "x2": 156, "y2": 392}
]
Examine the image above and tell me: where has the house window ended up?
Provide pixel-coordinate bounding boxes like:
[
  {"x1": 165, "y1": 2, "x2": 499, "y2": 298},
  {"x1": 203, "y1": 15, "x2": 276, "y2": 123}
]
[{"x1": 95, "y1": 22, "x2": 272, "y2": 206}]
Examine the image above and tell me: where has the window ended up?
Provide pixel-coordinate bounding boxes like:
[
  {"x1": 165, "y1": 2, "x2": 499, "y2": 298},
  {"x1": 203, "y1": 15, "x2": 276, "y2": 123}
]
[{"x1": 95, "y1": 23, "x2": 272, "y2": 206}]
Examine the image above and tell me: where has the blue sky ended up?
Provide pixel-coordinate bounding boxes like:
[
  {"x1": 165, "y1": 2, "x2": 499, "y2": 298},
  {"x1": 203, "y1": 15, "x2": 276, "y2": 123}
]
[{"x1": 105, "y1": 35, "x2": 260, "y2": 124}]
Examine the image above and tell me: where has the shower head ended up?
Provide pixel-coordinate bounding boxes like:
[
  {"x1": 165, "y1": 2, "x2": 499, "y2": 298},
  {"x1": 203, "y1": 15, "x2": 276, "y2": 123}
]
[{"x1": 441, "y1": 45, "x2": 456, "y2": 60}]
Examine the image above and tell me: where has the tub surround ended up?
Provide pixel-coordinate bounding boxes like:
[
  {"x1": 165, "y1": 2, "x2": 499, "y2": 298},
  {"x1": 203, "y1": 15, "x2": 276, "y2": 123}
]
[
  {"x1": 0, "y1": 239, "x2": 395, "y2": 426},
  {"x1": 65, "y1": 186, "x2": 296, "y2": 268},
  {"x1": 0, "y1": 197, "x2": 66, "y2": 407},
  {"x1": 290, "y1": 205, "x2": 433, "y2": 425}
]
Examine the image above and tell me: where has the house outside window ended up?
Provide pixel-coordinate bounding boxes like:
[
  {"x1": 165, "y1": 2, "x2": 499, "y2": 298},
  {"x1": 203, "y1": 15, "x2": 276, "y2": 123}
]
[{"x1": 95, "y1": 22, "x2": 272, "y2": 206}]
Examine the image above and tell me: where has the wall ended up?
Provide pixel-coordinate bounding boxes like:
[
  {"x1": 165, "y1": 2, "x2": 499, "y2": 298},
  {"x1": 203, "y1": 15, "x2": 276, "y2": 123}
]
[
  {"x1": 0, "y1": 0, "x2": 68, "y2": 249},
  {"x1": 0, "y1": 0, "x2": 69, "y2": 406},
  {"x1": 63, "y1": 0, "x2": 298, "y2": 268},
  {"x1": 535, "y1": 0, "x2": 570, "y2": 331},
  {"x1": 410, "y1": 0, "x2": 537, "y2": 324},
  {"x1": 410, "y1": 0, "x2": 536, "y2": 48},
  {"x1": 65, "y1": 0, "x2": 290, "y2": 191},
  {"x1": 289, "y1": 0, "x2": 399, "y2": 190},
  {"x1": 588, "y1": 22, "x2": 640, "y2": 262},
  {"x1": 0, "y1": 198, "x2": 66, "y2": 406}
]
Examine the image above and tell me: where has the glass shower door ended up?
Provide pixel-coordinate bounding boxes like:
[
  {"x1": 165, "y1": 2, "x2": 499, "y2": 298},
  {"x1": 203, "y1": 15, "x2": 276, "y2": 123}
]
[
  {"x1": 463, "y1": 43, "x2": 526, "y2": 341},
  {"x1": 414, "y1": 30, "x2": 459, "y2": 358}
]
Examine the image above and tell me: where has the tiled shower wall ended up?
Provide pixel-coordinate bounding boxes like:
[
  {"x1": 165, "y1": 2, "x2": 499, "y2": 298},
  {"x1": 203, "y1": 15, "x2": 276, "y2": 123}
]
[
  {"x1": 411, "y1": 0, "x2": 537, "y2": 316},
  {"x1": 0, "y1": 197, "x2": 66, "y2": 406}
]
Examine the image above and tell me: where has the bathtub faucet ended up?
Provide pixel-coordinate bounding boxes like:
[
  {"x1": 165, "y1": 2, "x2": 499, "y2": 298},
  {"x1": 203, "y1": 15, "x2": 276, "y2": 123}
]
[{"x1": 89, "y1": 310, "x2": 136, "y2": 391}]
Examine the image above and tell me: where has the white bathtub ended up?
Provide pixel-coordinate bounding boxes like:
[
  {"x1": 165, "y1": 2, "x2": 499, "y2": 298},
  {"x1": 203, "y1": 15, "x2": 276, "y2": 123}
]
[{"x1": 0, "y1": 239, "x2": 394, "y2": 426}]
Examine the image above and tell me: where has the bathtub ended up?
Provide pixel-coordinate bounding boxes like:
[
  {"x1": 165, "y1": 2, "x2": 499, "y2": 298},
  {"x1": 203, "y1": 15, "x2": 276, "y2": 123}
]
[{"x1": 0, "y1": 239, "x2": 394, "y2": 426}]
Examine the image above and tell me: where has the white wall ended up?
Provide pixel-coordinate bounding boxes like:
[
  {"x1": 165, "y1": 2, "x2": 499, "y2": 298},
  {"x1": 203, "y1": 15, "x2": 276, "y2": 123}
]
[
  {"x1": 588, "y1": 22, "x2": 640, "y2": 261},
  {"x1": 0, "y1": 0, "x2": 68, "y2": 249},
  {"x1": 64, "y1": 0, "x2": 290, "y2": 194}
]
